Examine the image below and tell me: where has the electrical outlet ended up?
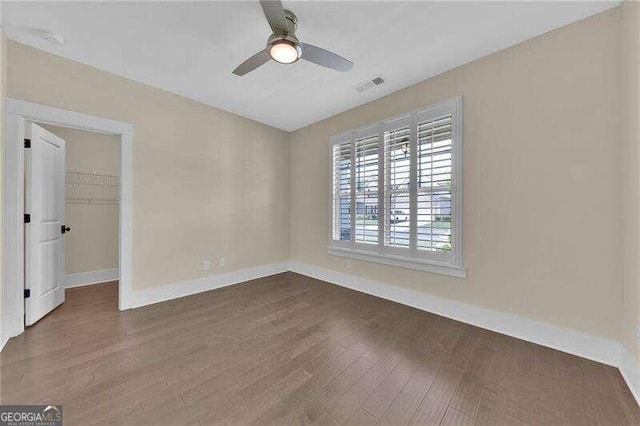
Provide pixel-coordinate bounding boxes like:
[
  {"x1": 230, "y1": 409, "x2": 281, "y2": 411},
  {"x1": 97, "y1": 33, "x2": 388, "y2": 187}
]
[
  {"x1": 202, "y1": 259, "x2": 211, "y2": 272},
  {"x1": 346, "y1": 259, "x2": 352, "y2": 269},
  {"x1": 218, "y1": 258, "x2": 225, "y2": 268}
]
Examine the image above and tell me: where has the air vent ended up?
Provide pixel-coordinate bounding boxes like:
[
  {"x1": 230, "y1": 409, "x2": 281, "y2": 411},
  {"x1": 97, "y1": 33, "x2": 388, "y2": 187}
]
[{"x1": 354, "y1": 76, "x2": 385, "y2": 93}]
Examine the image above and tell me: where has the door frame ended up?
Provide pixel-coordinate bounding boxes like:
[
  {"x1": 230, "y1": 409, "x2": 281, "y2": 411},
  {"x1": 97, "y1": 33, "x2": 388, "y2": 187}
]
[{"x1": 2, "y1": 98, "x2": 134, "y2": 344}]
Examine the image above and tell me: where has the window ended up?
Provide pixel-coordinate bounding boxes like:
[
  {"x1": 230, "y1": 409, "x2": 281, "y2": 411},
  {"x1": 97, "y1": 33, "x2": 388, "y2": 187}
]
[
  {"x1": 354, "y1": 132, "x2": 380, "y2": 245},
  {"x1": 332, "y1": 135, "x2": 352, "y2": 242},
  {"x1": 384, "y1": 119, "x2": 411, "y2": 251},
  {"x1": 329, "y1": 97, "x2": 464, "y2": 277}
]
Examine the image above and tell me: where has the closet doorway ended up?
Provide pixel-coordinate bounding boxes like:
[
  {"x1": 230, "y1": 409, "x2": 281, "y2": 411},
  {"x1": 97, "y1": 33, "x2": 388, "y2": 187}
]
[
  {"x1": 3, "y1": 99, "x2": 133, "y2": 342},
  {"x1": 29, "y1": 123, "x2": 121, "y2": 324},
  {"x1": 46, "y1": 124, "x2": 120, "y2": 284}
]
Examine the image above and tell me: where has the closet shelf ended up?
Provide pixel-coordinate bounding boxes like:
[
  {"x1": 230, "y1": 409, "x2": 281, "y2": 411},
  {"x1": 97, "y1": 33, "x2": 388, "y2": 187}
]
[{"x1": 65, "y1": 169, "x2": 119, "y2": 204}]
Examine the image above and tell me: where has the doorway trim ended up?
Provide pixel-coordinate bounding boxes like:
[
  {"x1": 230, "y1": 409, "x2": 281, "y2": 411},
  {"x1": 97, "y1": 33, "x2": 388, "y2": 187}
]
[{"x1": 2, "y1": 98, "x2": 133, "y2": 346}]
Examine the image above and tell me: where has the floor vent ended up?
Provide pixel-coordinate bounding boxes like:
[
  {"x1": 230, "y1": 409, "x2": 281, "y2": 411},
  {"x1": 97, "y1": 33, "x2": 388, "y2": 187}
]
[{"x1": 354, "y1": 76, "x2": 385, "y2": 93}]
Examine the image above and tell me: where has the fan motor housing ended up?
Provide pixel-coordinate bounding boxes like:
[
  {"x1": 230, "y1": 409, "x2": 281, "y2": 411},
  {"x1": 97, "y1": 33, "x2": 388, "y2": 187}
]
[
  {"x1": 266, "y1": 8, "x2": 301, "y2": 58},
  {"x1": 284, "y1": 10, "x2": 298, "y2": 33},
  {"x1": 267, "y1": 32, "x2": 300, "y2": 47}
]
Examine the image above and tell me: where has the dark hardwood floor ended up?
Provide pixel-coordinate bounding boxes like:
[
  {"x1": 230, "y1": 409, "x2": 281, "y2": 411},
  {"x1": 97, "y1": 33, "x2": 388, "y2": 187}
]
[{"x1": 1, "y1": 272, "x2": 638, "y2": 425}]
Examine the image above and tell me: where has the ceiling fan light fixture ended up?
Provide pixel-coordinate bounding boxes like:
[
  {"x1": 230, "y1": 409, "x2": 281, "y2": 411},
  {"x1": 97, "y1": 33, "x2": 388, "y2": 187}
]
[
  {"x1": 269, "y1": 40, "x2": 301, "y2": 64},
  {"x1": 232, "y1": 0, "x2": 353, "y2": 76}
]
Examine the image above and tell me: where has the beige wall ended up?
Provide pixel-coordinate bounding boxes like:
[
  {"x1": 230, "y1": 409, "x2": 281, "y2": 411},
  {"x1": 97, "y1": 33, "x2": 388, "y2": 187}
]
[
  {"x1": 622, "y1": 0, "x2": 640, "y2": 363},
  {"x1": 0, "y1": 30, "x2": 6, "y2": 339},
  {"x1": 42, "y1": 125, "x2": 120, "y2": 276},
  {"x1": 7, "y1": 41, "x2": 290, "y2": 290},
  {"x1": 289, "y1": 8, "x2": 623, "y2": 341}
]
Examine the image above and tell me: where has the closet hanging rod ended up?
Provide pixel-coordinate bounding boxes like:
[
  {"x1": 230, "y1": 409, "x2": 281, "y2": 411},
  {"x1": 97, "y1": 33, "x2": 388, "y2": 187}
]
[
  {"x1": 66, "y1": 169, "x2": 120, "y2": 178},
  {"x1": 66, "y1": 199, "x2": 120, "y2": 204}
]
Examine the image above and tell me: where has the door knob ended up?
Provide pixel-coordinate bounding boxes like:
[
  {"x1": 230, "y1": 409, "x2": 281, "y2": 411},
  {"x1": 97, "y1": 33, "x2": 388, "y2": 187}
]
[{"x1": 61, "y1": 225, "x2": 71, "y2": 234}]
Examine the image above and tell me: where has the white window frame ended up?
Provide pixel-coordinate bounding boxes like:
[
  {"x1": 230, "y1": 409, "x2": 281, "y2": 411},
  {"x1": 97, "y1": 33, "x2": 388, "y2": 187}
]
[{"x1": 328, "y1": 96, "x2": 465, "y2": 278}]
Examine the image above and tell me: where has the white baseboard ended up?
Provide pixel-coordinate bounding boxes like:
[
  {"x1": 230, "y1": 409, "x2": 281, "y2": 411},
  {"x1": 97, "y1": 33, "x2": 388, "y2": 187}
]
[
  {"x1": 65, "y1": 268, "x2": 119, "y2": 288},
  {"x1": 619, "y1": 346, "x2": 640, "y2": 407},
  {"x1": 288, "y1": 261, "x2": 622, "y2": 367},
  {"x1": 131, "y1": 262, "x2": 290, "y2": 309}
]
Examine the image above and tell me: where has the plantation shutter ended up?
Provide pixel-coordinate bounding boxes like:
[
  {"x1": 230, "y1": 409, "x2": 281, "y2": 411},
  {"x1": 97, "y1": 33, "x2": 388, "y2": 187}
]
[
  {"x1": 354, "y1": 131, "x2": 380, "y2": 246},
  {"x1": 332, "y1": 138, "x2": 352, "y2": 243},
  {"x1": 383, "y1": 118, "x2": 412, "y2": 250},
  {"x1": 416, "y1": 114, "x2": 453, "y2": 253},
  {"x1": 329, "y1": 97, "x2": 463, "y2": 276}
]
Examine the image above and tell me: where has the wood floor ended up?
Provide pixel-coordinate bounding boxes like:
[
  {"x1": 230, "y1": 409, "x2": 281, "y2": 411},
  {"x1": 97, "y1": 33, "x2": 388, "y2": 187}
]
[{"x1": 1, "y1": 273, "x2": 638, "y2": 425}]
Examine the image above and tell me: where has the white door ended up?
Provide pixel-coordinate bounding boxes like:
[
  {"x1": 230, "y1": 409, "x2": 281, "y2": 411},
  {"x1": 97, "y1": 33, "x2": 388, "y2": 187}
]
[{"x1": 25, "y1": 123, "x2": 66, "y2": 326}]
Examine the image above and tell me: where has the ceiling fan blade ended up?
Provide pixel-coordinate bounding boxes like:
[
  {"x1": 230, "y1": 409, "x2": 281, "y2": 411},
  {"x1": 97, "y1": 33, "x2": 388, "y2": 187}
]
[
  {"x1": 260, "y1": 0, "x2": 289, "y2": 34},
  {"x1": 300, "y1": 43, "x2": 353, "y2": 72},
  {"x1": 232, "y1": 49, "x2": 271, "y2": 76}
]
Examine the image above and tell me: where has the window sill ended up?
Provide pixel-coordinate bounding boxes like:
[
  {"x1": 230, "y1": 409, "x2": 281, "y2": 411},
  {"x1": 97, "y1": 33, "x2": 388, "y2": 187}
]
[{"x1": 328, "y1": 247, "x2": 466, "y2": 278}]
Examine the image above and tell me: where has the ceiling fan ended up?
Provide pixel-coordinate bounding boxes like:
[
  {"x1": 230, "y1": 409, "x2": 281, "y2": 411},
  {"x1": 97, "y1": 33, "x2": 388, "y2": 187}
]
[{"x1": 233, "y1": 0, "x2": 353, "y2": 76}]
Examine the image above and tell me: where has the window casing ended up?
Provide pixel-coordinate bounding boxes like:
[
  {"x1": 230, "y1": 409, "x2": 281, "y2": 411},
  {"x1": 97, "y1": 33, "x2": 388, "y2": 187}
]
[{"x1": 329, "y1": 97, "x2": 464, "y2": 278}]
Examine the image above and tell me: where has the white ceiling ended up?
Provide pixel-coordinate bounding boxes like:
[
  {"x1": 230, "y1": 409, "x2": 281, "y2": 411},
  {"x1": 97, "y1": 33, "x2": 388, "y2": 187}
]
[{"x1": 2, "y1": 1, "x2": 620, "y2": 131}]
